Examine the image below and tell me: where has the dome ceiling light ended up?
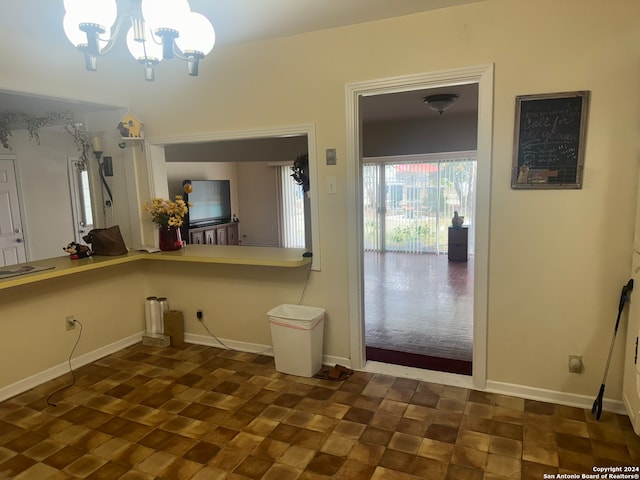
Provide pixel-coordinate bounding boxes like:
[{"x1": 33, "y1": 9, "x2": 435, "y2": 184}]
[{"x1": 422, "y1": 93, "x2": 460, "y2": 114}]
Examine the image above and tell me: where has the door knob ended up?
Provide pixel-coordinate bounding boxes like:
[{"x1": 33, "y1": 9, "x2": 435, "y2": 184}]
[{"x1": 16, "y1": 238, "x2": 23, "y2": 243}]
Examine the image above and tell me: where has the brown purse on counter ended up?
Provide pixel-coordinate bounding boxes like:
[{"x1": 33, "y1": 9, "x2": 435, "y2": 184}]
[{"x1": 83, "y1": 225, "x2": 128, "y2": 256}]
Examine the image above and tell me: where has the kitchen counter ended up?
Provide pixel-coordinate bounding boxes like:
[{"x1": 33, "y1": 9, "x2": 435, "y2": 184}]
[{"x1": 0, "y1": 245, "x2": 311, "y2": 291}]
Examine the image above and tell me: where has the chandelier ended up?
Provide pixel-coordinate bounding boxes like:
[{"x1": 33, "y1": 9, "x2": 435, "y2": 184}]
[{"x1": 63, "y1": 0, "x2": 216, "y2": 81}]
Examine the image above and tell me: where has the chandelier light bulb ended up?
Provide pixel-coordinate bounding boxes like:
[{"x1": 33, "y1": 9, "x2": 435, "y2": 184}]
[
  {"x1": 175, "y1": 12, "x2": 216, "y2": 56},
  {"x1": 141, "y1": 0, "x2": 191, "y2": 33},
  {"x1": 63, "y1": 0, "x2": 85, "y2": 15},
  {"x1": 64, "y1": 0, "x2": 117, "y2": 31},
  {"x1": 63, "y1": 12, "x2": 88, "y2": 47}
]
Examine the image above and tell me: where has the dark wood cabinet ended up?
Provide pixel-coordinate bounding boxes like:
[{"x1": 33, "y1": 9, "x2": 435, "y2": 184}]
[
  {"x1": 188, "y1": 222, "x2": 239, "y2": 246},
  {"x1": 227, "y1": 224, "x2": 238, "y2": 245},
  {"x1": 216, "y1": 226, "x2": 227, "y2": 245},
  {"x1": 448, "y1": 227, "x2": 468, "y2": 262},
  {"x1": 190, "y1": 230, "x2": 204, "y2": 244}
]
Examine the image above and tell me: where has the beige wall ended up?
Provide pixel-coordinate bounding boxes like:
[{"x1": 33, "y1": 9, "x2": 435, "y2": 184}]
[
  {"x1": 363, "y1": 112, "x2": 478, "y2": 157},
  {"x1": 125, "y1": 0, "x2": 640, "y2": 399},
  {"x1": 0, "y1": 0, "x2": 639, "y2": 405},
  {"x1": 145, "y1": 261, "x2": 310, "y2": 345},
  {"x1": 0, "y1": 264, "x2": 145, "y2": 390}
]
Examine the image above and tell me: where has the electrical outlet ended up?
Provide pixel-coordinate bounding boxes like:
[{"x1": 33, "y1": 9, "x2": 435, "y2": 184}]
[
  {"x1": 196, "y1": 310, "x2": 204, "y2": 321},
  {"x1": 568, "y1": 355, "x2": 583, "y2": 373},
  {"x1": 65, "y1": 315, "x2": 76, "y2": 331}
]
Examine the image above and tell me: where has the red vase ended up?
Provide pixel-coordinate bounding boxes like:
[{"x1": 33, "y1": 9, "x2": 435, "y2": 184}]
[{"x1": 159, "y1": 225, "x2": 182, "y2": 251}]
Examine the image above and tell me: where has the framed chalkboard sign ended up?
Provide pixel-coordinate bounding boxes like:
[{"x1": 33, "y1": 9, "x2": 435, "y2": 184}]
[{"x1": 512, "y1": 91, "x2": 590, "y2": 189}]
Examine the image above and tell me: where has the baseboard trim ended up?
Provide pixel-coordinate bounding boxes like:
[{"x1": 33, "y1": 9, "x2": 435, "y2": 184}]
[
  {"x1": 4, "y1": 332, "x2": 618, "y2": 418},
  {"x1": 185, "y1": 332, "x2": 275, "y2": 356},
  {"x1": 184, "y1": 333, "x2": 350, "y2": 369},
  {"x1": 485, "y1": 380, "x2": 627, "y2": 415},
  {"x1": 0, "y1": 331, "x2": 350, "y2": 402},
  {"x1": 0, "y1": 332, "x2": 143, "y2": 403}
]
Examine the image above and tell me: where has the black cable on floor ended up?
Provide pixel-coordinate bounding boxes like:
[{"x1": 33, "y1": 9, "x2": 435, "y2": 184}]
[
  {"x1": 46, "y1": 319, "x2": 83, "y2": 407},
  {"x1": 200, "y1": 316, "x2": 274, "y2": 356},
  {"x1": 297, "y1": 262, "x2": 312, "y2": 305},
  {"x1": 199, "y1": 319, "x2": 236, "y2": 351},
  {"x1": 199, "y1": 261, "x2": 312, "y2": 357}
]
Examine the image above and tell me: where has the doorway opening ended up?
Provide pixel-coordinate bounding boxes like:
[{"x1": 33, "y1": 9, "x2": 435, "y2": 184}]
[
  {"x1": 346, "y1": 64, "x2": 493, "y2": 388},
  {"x1": 362, "y1": 152, "x2": 477, "y2": 375}
]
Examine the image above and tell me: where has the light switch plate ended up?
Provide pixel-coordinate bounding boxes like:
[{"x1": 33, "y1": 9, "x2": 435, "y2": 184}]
[{"x1": 326, "y1": 148, "x2": 337, "y2": 165}]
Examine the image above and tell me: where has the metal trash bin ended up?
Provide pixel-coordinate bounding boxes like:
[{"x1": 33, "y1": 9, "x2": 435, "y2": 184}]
[{"x1": 267, "y1": 304, "x2": 325, "y2": 377}]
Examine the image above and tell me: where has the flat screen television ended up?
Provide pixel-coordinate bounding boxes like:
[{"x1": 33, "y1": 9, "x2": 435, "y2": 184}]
[{"x1": 185, "y1": 179, "x2": 232, "y2": 227}]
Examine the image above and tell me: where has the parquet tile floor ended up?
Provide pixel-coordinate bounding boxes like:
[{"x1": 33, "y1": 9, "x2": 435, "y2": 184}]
[{"x1": 0, "y1": 342, "x2": 638, "y2": 479}]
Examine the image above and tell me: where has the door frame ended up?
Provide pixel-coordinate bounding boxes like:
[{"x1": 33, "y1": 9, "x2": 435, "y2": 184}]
[
  {"x1": 0, "y1": 155, "x2": 28, "y2": 263},
  {"x1": 346, "y1": 64, "x2": 494, "y2": 390}
]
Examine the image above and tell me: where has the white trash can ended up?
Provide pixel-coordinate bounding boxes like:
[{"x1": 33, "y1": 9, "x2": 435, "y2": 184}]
[{"x1": 268, "y1": 304, "x2": 325, "y2": 377}]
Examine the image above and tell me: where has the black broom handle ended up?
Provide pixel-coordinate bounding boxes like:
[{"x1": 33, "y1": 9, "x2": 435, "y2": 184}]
[
  {"x1": 615, "y1": 279, "x2": 634, "y2": 334},
  {"x1": 600, "y1": 279, "x2": 634, "y2": 384}
]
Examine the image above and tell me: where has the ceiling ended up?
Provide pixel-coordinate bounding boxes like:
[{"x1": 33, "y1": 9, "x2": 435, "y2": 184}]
[
  {"x1": 0, "y1": 0, "x2": 481, "y2": 122},
  {"x1": 361, "y1": 83, "x2": 479, "y2": 123},
  {"x1": 0, "y1": 0, "x2": 483, "y2": 47},
  {"x1": 0, "y1": 91, "x2": 123, "y2": 117},
  {"x1": 186, "y1": 0, "x2": 483, "y2": 47}
]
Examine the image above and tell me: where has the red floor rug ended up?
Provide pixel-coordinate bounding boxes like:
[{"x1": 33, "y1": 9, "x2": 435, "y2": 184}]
[{"x1": 366, "y1": 346, "x2": 472, "y2": 376}]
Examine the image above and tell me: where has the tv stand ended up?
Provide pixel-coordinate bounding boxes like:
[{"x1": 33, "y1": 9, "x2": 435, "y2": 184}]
[{"x1": 188, "y1": 222, "x2": 239, "y2": 245}]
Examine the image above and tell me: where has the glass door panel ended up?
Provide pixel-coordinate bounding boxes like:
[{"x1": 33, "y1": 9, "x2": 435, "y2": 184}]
[
  {"x1": 363, "y1": 156, "x2": 477, "y2": 255},
  {"x1": 363, "y1": 164, "x2": 382, "y2": 251}
]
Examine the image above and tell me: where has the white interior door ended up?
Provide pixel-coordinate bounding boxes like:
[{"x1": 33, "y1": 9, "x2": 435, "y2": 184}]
[
  {"x1": 0, "y1": 158, "x2": 27, "y2": 266},
  {"x1": 623, "y1": 252, "x2": 640, "y2": 434}
]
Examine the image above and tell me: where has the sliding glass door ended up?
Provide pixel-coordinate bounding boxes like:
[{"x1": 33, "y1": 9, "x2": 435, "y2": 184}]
[{"x1": 363, "y1": 152, "x2": 477, "y2": 254}]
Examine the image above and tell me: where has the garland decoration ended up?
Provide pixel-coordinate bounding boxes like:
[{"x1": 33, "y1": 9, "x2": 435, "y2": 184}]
[{"x1": 0, "y1": 111, "x2": 91, "y2": 170}]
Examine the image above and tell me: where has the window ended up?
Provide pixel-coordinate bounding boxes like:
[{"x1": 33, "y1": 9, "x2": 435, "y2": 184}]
[
  {"x1": 363, "y1": 151, "x2": 477, "y2": 254},
  {"x1": 68, "y1": 158, "x2": 94, "y2": 244},
  {"x1": 277, "y1": 165, "x2": 306, "y2": 248}
]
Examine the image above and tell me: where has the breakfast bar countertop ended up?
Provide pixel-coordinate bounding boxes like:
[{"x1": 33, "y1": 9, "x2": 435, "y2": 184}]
[
  {"x1": 151, "y1": 244, "x2": 311, "y2": 267},
  {"x1": 0, "y1": 245, "x2": 311, "y2": 291}
]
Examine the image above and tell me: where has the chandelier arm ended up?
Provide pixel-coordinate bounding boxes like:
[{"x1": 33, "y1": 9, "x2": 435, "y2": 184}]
[
  {"x1": 96, "y1": 14, "x2": 133, "y2": 57},
  {"x1": 172, "y1": 41, "x2": 184, "y2": 60},
  {"x1": 172, "y1": 45, "x2": 204, "y2": 62},
  {"x1": 171, "y1": 46, "x2": 205, "y2": 76}
]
